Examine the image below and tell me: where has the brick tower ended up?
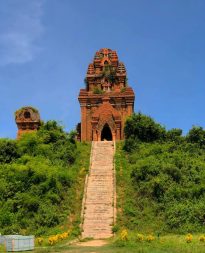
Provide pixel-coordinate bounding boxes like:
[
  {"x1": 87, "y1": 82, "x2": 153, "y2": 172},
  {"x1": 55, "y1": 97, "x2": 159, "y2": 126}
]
[
  {"x1": 15, "y1": 106, "x2": 41, "y2": 139},
  {"x1": 78, "y1": 48, "x2": 135, "y2": 141}
]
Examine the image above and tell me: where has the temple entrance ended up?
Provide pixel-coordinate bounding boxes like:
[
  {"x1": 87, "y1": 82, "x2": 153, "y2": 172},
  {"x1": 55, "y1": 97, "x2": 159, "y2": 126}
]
[{"x1": 101, "y1": 124, "x2": 112, "y2": 141}]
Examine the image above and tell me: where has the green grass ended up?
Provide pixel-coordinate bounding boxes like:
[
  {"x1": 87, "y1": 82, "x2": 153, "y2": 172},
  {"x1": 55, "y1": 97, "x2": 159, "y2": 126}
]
[
  {"x1": 32, "y1": 141, "x2": 91, "y2": 237},
  {"x1": 0, "y1": 130, "x2": 91, "y2": 236},
  {"x1": 11, "y1": 234, "x2": 205, "y2": 253},
  {"x1": 115, "y1": 140, "x2": 164, "y2": 232},
  {"x1": 115, "y1": 140, "x2": 205, "y2": 234},
  {"x1": 64, "y1": 141, "x2": 91, "y2": 236},
  {"x1": 112, "y1": 140, "x2": 205, "y2": 252}
]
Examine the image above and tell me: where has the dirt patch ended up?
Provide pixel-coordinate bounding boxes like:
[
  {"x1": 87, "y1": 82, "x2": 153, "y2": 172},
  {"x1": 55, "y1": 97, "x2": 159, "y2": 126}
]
[{"x1": 74, "y1": 240, "x2": 108, "y2": 247}]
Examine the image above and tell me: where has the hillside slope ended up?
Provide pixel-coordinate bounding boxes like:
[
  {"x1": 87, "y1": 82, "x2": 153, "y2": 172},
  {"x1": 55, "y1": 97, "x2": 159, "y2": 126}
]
[
  {"x1": 0, "y1": 121, "x2": 91, "y2": 236},
  {"x1": 116, "y1": 141, "x2": 205, "y2": 234},
  {"x1": 115, "y1": 113, "x2": 205, "y2": 234}
]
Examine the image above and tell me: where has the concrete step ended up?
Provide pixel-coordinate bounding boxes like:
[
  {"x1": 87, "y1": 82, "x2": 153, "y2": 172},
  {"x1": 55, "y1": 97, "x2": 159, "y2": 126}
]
[{"x1": 82, "y1": 141, "x2": 115, "y2": 239}]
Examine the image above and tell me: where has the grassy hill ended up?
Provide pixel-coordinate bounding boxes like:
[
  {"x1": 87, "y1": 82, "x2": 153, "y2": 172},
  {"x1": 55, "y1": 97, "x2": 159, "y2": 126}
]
[
  {"x1": 0, "y1": 121, "x2": 91, "y2": 236},
  {"x1": 115, "y1": 113, "x2": 205, "y2": 235},
  {"x1": 1, "y1": 112, "x2": 205, "y2": 253}
]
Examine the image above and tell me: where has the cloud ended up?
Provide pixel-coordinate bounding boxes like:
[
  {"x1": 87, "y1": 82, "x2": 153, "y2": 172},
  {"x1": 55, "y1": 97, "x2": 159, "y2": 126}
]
[{"x1": 0, "y1": 0, "x2": 44, "y2": 66}]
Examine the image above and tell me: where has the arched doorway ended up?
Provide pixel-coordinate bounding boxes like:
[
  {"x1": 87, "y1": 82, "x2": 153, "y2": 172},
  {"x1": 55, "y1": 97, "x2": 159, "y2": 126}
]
[{"x1": 101, "y1": 124, "x2": 112, "y2": 141}]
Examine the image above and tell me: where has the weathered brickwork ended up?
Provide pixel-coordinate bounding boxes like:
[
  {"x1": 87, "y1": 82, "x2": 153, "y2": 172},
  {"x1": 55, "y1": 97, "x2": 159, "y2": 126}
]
[
  {"x1": 15, "y1": 107, "x2": 41, "y2": 139},
  {"x1": 78, "y1": 48, "x2": 135, "y2": 141}
]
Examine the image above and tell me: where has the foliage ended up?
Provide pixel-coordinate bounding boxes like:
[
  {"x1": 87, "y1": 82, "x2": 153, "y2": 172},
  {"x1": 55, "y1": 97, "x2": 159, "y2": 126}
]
[
  {"x1": 124, "y1": 113, "x2": 166, "y2": 151},
  {"x1": 112, "y1": 232, "x2": 205, "y2": 253},
  {"x1": 186, "y1": 126, "x2": 205, "y2": 147},
  {"x1": 136, "y1": 233, "x2": 144, "y2": 241},
  {"x1": 101, "y1": 64, "x2": 116, "y2": 83},
  {"x1": 120, "y1": 87, "x2": 126, "y2": 93},
  {"x1": 166, "y1": 128, "x2": 183, "y2": 142},
  {"x1": 93, "y1": 87, "x2": 104, "y2": 94},
  {"x1": 116, "y1": 113, "x2": 205, "y2": 235},
  {"x1": 0, "y1": 121, "x2": 91, "y2": 236},
  {"x1": 14, "y1": 234, "x2": 205, "y2": 253},
  {"x1": 116, "y1": 140, "x2": 205, "y2": 234},
  {"x1": 112, "y1": 224, "x2": 120, "y2": 233},
  {"x1": 0, "y1": 139, "x2": 19, "y2": 163}
]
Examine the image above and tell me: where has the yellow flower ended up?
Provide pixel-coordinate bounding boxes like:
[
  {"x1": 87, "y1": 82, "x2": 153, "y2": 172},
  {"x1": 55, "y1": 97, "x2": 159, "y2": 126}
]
[
  {"x1": 60, "y1": 232, "x2": 68, "y2": 240},
  {"x1": 120, "y1": 229, "x2": 128, "y2": 241},
  {"x1": 57, "y1": 234, "x2": 63, "y2": 241},
  {"x1": 48, "y1": 235, "x2": 58, "y2": 245},
  {"x1": 48, "y1": 230, "x2": 71, "y2": 246},
  {"x1": 146, "y1": 235, "x2": 155, "y2": 242},
  {"x1": 199, "y1": 235, "x2": 205, "y2": 242},
  {"x1": 185, "y1": 233, "x2": 193, "y2": 243},
  {"x1": 48, "y1": 237, "x2": 54, "y2": 245}
]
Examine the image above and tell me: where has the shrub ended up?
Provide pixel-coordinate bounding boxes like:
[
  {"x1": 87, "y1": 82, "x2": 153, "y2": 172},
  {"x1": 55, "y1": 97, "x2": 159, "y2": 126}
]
[
  {"x1": 136, "y1": 233, "x2": 144, "y2": 242},
  {"x1": 186, "y1": 126, "x2": 205, "y2": 147},
  {"x1": 0, "y1": 120, "x2": 89, "y2": 236},
  {"x1": 112, "y1": 224, "x2": 120, "y2": 233},
  {"x1": 117, "y1": 138, "x2": 205, "y2": 233},
  {"x1": 124, "y1": 113, "x2": 166, "y2": 146},
  {"x1": 0, "y1": 139, "x2": 19, "y2": 163},
  {"x1": 166, "y1": 128, "x2": 183, "y2": 142},
  {"x1": 93, "y1": 87, "x2": 104, "y2": 94},
  {"x1": 36, "y1": 237, "x2": 43, "y2": 245}
]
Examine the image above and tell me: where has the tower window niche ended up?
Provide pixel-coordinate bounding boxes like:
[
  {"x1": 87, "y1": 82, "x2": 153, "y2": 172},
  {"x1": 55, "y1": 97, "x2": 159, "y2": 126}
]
[
  {"x1": 104, "y1": 60, "x2": 109, "y2": 66},
  {"x1": 24, "y1": 111, "x2": 31, "y2": 119}
]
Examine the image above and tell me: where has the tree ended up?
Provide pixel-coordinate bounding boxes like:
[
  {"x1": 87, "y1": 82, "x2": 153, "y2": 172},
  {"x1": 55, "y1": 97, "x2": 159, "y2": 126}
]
[
  {"x1": 124, "y1": 113, "x2": 166, "y2": 142},
  {"x1": 0, "y1": 139, "x2": 19, "y2": 163},
  {"x1": 166, "y1": 128, "x2": 183, "y2": 142},
  {"x1": 186, "y1": 126, "x2": 205, "y2": 147}
]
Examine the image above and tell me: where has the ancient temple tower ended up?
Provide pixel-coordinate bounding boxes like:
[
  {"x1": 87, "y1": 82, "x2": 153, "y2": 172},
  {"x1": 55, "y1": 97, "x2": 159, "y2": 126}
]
[
  {"x1": 78, "y1": 48, "x2": 135, "y2": 141},
  {"x1": 15, "y1": 106, "x2": 41, "y2": 139}
]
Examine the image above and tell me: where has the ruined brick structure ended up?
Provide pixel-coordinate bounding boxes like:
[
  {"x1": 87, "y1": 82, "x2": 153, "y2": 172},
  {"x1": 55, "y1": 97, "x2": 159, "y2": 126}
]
[
  {"x1": 78, "y1": 48, "x2": 135, "y2": 141},
  {"x1": 15, "y1": 107, "x2": 41, "y2": 139}
]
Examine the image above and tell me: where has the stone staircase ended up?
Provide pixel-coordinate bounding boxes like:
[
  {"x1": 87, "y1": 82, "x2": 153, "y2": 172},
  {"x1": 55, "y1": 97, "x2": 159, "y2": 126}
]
[{"x1": 81, "y1": 141, "x2": 116, "y2": 239}]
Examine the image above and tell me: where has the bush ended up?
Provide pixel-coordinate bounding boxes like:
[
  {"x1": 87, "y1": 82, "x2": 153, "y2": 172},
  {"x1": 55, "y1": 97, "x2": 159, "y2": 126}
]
[
  {"x1": 117, "y1": 139, "x2": 205, "y2": 233},
  {"x1": 0, "y1": 121, "x2": 90, "y2": 236},
  {"x1": 124, "y1": 113, "x2": 166, "y2": 151},
  {"x1": 166, "y1": 128, "x2": 183, "y2": 142},
  {"x1": 0, "y1": 139, "x2": 19, "y2": 163},
  {"x1": 186, "y1": 126, "x2": 205, "y2": 147}
]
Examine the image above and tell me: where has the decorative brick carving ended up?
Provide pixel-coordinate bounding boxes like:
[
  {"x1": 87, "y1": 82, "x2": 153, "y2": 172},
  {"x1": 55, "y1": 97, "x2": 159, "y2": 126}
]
[
  {"x1": 78, "y1": 48, "x2": 135, "y2": 141},
  {"x1": 15, "y1": 106, "x2": 41, "y2": 139}
]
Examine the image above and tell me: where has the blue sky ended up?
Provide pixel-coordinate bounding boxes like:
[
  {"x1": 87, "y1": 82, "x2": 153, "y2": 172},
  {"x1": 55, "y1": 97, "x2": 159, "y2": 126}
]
[{"x1": 0, "y1": 0, "x2": 205, "y2": 138}]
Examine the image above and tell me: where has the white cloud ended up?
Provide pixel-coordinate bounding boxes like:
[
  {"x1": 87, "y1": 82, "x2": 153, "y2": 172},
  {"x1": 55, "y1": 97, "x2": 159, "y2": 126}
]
[{"x1": 0, "y1": 0, "x2": 44, "y2": 66}]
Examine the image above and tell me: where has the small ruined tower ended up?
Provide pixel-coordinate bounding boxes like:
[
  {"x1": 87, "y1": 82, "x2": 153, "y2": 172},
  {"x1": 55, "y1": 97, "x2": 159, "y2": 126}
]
[
  {"x1": 78, "y1": 48, "x2": 135, "y2": 141},
  {"x1": 15, "y1": 106, "x2": 41, "y2": 139}
]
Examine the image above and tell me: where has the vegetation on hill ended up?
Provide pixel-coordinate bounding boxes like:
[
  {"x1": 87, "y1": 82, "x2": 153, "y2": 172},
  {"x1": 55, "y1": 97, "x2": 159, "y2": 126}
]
[
  {"x1": 0, "y1": 121, "x2": 91, "y2": 236},
  {"x1": 116, "y1": 113, "x2": 205, "y2": 234}
]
